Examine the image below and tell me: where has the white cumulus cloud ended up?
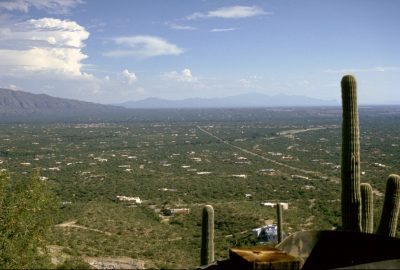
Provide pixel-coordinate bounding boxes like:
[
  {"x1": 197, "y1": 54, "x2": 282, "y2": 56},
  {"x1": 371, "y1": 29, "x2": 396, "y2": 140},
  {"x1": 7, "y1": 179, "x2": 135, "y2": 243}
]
[
  {"x1": 122, "y1": 69, "x2": 137, "y2": 84},
  {"x1": 104, "y1": 36, "x2": 184, "y2": 58},
  {"x1": 163, "y1": 68, "x2": 197, "y2": 82},
  {"x1": 180, "y1": 69, "x2": 196, "y2": 82},
  {"x1": 187, "y1": 6, "x2": 270, "y2": 20},
  {"x1": 0, "y1": 17, "x2": 91, "y2": 77},
  {"x1": 0, "y1": 0, "x2": 84, "y2": 14}
]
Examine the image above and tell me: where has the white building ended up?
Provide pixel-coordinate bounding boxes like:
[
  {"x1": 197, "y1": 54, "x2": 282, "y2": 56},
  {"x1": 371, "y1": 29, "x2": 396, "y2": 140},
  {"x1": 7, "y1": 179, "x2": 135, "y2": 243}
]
[
  {"x1": 260, "y1": 202, "x2": 276, "y2": 208},
  {"x1": 116, "y1": 196, "x2": 142, "y2": 204},
  {"x1": 260, "y1": 202, "x2": 289, "y2": 210},
  {"x1": 291, "y1": 175, "x2": 309, "y2": 180}
]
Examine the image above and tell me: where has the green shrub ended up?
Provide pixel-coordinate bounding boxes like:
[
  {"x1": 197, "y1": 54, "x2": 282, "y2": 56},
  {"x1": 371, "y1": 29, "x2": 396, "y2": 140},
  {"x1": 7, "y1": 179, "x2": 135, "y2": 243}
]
[
  {"x1": 0, "y1": 170, "x2": 59, "y2": 268},
  {"x1": 56, "y1": 257, "x2": 91, "y2": 269}
]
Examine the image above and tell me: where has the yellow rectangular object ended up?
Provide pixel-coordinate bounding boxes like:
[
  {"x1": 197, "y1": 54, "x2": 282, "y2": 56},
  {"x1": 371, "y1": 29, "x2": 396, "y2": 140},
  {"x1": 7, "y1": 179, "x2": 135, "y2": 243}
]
[{"x1": 229, "y1": 247, "x2": 301, "y2": 270}]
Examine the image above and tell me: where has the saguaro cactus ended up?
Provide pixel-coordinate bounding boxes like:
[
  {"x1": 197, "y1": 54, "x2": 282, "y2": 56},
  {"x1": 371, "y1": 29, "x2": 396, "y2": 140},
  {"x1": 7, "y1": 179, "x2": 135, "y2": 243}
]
[
  {"x1": 360, "y1": 183, "x2": 374, "y2": 233},
  {"x1": 341, "y1": 75, "x2": 362, "y2": 232},
  {"x1": 276, "y1": 203, "x2": 283, "y2": 243},
  {"x1": 340, "y1": 75, "x2": 400, "y2": 236},
  {"x1": 377, "y1": 174, "x2": 400, "y2": 237},
  {"x1": 200, "y1": 205, "x2": 214, "y2": 265}
]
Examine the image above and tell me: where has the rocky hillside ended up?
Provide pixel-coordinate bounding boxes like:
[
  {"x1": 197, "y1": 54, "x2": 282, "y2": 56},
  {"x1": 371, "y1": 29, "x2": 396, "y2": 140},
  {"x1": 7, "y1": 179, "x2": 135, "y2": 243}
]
[{"x1": 0, "y1": 88, "x2": 127, "y2": 122}]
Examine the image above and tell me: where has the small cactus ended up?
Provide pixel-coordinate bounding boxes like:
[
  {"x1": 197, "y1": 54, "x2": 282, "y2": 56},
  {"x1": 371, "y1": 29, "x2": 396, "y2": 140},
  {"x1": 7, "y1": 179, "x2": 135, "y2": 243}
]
[
  {"x1": 341, "y1": 74, "x2": 362, "y2": 232},
  {"x1": 360, "y1": 183, "x2": 374, "y2": 233},
  {"x1": 200, "y1": 205, "x2": 214, "y2": 265},
  {"x1": 276, "y1": 203, "x2": 283, "y2": 243},
  {"x1": 377, "y1": 174, "x2": 400, "y2": 237}
]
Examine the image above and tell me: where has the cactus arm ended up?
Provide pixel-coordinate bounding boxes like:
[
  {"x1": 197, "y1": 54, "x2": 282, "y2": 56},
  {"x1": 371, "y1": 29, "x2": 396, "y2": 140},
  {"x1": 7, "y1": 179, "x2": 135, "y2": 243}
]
[
  {"x1": 377, "y1": 174, "x2": 400, "y2": 237},
  {"x1": 360, "y1": 183, "x2": 374, "y2": 233}
]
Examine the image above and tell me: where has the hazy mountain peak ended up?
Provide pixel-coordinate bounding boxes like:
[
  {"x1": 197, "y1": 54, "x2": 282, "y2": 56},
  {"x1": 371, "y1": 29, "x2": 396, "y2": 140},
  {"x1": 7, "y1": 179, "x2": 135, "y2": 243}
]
[{"x1": 118, "y1": 92, "x2": 338, "y2": 109}]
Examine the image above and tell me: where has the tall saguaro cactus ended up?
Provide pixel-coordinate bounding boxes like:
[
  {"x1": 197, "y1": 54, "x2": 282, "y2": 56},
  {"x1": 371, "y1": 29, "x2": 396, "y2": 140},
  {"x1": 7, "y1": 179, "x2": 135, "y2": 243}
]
[
  {"x1": 200, "y1": 205, "x2": 214, "y2": 265},
  {"x1": 341, "y1": 75, "x2": 362, "y2": 232},
  {"x1": 340, "y1": 75, "x2": 400, "y2": 236},
  {"x1": 360, "y1": 183, "x2": 374, "y2": 233},
  {"x1": 377, "y1": 174, "x2": 400, "y2": 237}
]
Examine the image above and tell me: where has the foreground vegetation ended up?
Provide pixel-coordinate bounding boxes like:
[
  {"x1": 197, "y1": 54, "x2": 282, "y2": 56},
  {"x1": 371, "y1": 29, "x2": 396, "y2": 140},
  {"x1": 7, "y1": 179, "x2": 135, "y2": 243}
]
[
  {"x1": 0, "y1": 171, "x2": 58, "y2": 268},
  {"x1": 0, "y1": 107, "x2": 399, "y2": 268}
]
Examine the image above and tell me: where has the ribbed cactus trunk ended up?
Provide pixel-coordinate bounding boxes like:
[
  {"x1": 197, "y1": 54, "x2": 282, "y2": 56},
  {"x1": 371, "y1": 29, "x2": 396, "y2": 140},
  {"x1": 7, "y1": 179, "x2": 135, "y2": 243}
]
[
  {"x1": 360, "y1": 183, "x2": 374, "y2": 233},
  {"x1": 200, "y1": 205, "x2": 214, "y2": 265},
  {"x1": 341, "y1": 75, "x2": 362, "y2": 232},
  {"x1": 276, "y1": 203, "x2": 283, "y2": 243},
  {"x1": 377, "y1": 174, "x2": 400, "y2": 237}
]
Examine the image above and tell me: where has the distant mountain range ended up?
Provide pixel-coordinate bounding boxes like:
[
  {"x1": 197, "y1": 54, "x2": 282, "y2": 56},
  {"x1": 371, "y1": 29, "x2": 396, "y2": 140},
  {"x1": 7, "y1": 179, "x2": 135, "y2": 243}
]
[
  {"x1": 118, "y1": 93, "x2": 338, "y2": 109},
  {"x1": 3, "y1": 88, "x2": 400, "y2": 123},
  {"x1": 0, "y1": 89, "x2": 340, "y2": 122},
  {"x1": 0, "y1": 88, "x2": 126, "y2": 122}
]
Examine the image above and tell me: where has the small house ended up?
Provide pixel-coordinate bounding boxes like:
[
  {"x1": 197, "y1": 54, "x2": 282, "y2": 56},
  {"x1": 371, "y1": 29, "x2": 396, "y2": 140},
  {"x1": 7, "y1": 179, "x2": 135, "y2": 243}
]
[{"x1": 116, "y1": 195, "x2": 142, "y2": 204}]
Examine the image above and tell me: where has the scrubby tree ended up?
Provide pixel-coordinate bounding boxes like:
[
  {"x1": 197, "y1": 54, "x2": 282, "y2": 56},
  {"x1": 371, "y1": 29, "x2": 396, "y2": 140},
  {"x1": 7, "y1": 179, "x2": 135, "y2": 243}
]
[{"x1": 0, "y1": 170, "x2": 58, "y2": 268}]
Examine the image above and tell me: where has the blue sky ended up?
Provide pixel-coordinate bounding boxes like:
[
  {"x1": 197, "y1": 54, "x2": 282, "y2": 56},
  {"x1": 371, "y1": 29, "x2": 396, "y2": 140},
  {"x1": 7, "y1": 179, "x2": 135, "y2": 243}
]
[{"x1": 0, "y1": 0, "x2": 399, "y2": 104}]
